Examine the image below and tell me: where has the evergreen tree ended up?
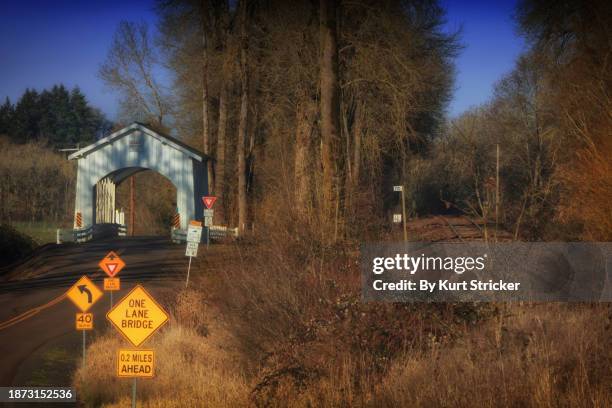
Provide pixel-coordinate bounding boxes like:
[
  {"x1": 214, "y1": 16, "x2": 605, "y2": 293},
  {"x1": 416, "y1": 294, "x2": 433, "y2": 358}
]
[
  {"x1": 5, "y1": 85, "x2": 111, "y2": 146},
  {"x1": 69, "y1": 87, "x2": 98, "y2": 144},
  {"x1": 0, "y1": 97, "x2": 13, "y2": 137},
  {"x1": 12, "y1": 89, "x2": 41, "y2": 143},
  {"x1": 39, "y1": 84, "x2": 72, "y2": 145}
]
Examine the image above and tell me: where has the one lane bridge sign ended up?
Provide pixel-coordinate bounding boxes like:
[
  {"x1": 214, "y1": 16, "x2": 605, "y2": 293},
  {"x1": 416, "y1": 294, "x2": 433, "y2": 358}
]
[
  {"x1": 66, "y1": 276, "x2": 103, "y2": 312},
  {"x1": 106, "y1": 285, "x2": 169, "y2": 347}
]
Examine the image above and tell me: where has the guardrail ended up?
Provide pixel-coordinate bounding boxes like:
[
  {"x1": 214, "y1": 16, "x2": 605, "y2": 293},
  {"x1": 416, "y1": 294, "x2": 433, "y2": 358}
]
[
  {"x1": 209, "y1": 225, "x2": 239, "y2": 240},
  {"x1": 171, "y1": 225, "x2": 238, "y2": 244},
  {"x1": 56, "y1": 223, "x2": 234, "y2": 244},
  {"x1": 56, "y1": 223, "x2": 128, "y2": 244}
]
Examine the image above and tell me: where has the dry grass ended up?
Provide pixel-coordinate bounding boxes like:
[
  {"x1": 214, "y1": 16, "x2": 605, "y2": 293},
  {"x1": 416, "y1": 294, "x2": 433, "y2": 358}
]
[
  {"x1": 0, "y1": 137, "x2": 75, "y2": 224},
  {"x1": 372, "y1": 304, "x2": 611, "y2": 408},
  {"x1": 74, "y1": 290, "x2": 250, "y2": 407}
]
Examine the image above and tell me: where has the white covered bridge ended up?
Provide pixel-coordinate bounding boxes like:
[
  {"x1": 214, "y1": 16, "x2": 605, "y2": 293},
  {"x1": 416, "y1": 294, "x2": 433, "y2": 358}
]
[{"x1": 66, "y1": 122, "x2": 211, "y2": 241}]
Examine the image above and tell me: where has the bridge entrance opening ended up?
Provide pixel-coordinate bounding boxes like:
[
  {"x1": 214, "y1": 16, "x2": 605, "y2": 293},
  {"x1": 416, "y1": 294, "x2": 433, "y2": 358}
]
[{"x1": 118, "y1": 170, "x2": 177, "y2": 236}]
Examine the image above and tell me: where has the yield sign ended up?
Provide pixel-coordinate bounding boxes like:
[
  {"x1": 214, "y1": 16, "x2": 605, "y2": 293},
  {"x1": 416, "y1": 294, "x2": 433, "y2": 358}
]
[
  {"x1": 202, "y1": 196, "x2": 217, "y2": 209},
  {"x1": 107, "y1": 285, "x2": 169, "y2": 347},
  {"x1": 66, "y1": 276, "x2": 103, "y2": 312},
  {"x1": 99, "y1": 251, "x2": 125, "y2": 278}
]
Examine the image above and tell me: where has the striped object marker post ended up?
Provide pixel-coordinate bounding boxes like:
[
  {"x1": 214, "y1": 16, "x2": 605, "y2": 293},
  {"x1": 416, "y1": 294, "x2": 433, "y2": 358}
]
[{"x1": 172, "y1": 212, "x2": 180, "y2": 229}]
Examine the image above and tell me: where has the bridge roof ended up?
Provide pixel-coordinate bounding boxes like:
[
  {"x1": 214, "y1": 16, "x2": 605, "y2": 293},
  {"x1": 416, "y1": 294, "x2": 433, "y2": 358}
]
[{"x1": 68, "y1": 122, "x2": 210, "y2": 162}]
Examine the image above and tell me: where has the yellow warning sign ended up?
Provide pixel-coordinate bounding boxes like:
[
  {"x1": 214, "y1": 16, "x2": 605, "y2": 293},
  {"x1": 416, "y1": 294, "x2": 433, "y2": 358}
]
[
  {"x1": 106, "y1": 285, "x2": 169, "y2": 347},
  {"x1": 99, "y1": 251, "x2": 125, "y2": 278},
  {"x1": 104, "y1": 277, "x2": 121, "y2": 291},
  {"x1": 76, "y1": 313, "x2": 93, "y2": 330},
  {"x1": 117, "y1": 349, "x2": 155, "y2": 378},
  {"x1": 66, "y1": 276, "x2": 103, "y2": 312}
]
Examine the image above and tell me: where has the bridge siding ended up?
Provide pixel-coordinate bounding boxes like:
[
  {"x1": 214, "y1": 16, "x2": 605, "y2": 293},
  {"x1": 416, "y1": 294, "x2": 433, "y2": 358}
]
[{"x1": 74, "y1": 128, "x2": 208, "y2": 230}]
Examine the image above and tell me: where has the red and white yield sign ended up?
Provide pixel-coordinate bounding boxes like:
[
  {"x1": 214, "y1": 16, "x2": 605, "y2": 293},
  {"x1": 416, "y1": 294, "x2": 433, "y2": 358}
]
[
  {"x1": 99, "y1": 251, "x2": 126, "y2": 278},
  {"x1": 202, "y1": 196, "x2": 217, "y2": 209}
]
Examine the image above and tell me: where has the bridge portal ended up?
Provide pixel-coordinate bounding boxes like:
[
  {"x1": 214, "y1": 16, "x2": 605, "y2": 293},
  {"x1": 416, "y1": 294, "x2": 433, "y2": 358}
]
[{"x1": 69, "y1": 122, "x2": 209, "y2": 231}]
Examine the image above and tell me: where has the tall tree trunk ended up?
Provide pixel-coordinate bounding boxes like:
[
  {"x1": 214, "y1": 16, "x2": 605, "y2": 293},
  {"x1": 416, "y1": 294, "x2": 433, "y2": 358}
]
[
  {"x1": 319, "y1": 0, "x2": 341, "y2": 223},
  {"x1": 213, "y1": 0, "x2": 229, "y2": 226},
  {"x1": 237, "y1": 0, "x2": 249, "y2": 233},
  {"x1": 352, "y1": 101, "x2": 362, "y2": 188},
  {"x1": 202, "y1": 18, "x2": 212, "y2": 193},
  {"x1": 294, "y1": 95, "x2": 317, "y2": 213},
  {"x1": 214, "y1": 82, "x2": 227, "y2": 225}
]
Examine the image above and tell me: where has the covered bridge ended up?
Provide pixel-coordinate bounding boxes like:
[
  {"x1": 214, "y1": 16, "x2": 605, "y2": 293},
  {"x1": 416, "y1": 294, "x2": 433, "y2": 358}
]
[{"x1": 68, "y1": 122, "x2": 209, "y2": 232}]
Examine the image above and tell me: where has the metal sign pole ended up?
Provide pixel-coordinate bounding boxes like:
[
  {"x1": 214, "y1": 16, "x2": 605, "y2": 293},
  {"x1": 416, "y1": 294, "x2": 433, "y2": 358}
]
[
  {"x1": 110, "y1": 291, "x2": 113, "y2": 309},
  {"x1": 132, "y1": 378, "x2": 137, "y2": 408},
  {"x1": 401, "y1": 187, "x2": 408, "y2": 242},
  {"x1": 185, "y1": 256, "x2": 193, "y2": 288},
  {"x1": 207, "y1": 228, "x2": 210, "y2": 250},
  {"x1": 82, "y1": 331, "x2": 86, "y2": 367}
]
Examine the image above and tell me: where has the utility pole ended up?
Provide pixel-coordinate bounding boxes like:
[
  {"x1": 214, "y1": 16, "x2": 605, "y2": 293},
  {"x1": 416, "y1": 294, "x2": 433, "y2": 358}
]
[
  {"x1": 394, "y1": 185, "x2": 408, "y2": 242},
  {"x1": 495, "y1": 144, "x2": 500, "y2": 242}
]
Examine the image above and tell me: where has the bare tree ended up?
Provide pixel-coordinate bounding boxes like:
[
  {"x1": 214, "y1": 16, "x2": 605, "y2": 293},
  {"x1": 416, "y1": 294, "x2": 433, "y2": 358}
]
[
  {"x1": 99, "y1": 21, "x2": 170, "y2": 127},
  {"x1": 200, "y1": 1, "x2": 213, "y2": 192},
  {"x1": 294, "y1": 92, "x2": 317, "y2": 212},
  {"x1": 237, "y1": 0, "x2": 249, "y2": 232},
  {"x1": 319, "y1": 0, "x2": 342, "y2": 227},
  {"x1": 211, "y1": 0, "x2": 231, "y2": 225}
]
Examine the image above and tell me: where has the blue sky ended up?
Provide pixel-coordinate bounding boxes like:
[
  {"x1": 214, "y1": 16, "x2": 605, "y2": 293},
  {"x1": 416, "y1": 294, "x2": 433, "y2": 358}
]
[
  {"x1": 0, "y1": 0, "x2": 525, "y2": 120},
  {"x1": 441, "y1": 0, "x2": 526, "y2": 116}
]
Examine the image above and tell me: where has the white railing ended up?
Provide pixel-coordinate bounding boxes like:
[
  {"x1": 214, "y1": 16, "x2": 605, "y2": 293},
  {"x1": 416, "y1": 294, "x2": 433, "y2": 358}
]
[
  {"x1": 171, "y1": 225, "x2": 238, "y2": 243},
  {"x1": 210, "y1": 225, "x2": 239, "y2": 240},
  {"x1": 56, "y1": 223, "x2": 128, "y2": 244}
]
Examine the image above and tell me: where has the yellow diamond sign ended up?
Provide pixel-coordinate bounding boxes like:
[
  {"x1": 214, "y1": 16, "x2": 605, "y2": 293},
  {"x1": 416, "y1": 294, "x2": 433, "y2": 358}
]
[
  {"x1": 66, "y1": 276, "x2": 103, "y2": 312},
  {"x1": 106, "y1": 285, "x2": 169, "y2": 347}
]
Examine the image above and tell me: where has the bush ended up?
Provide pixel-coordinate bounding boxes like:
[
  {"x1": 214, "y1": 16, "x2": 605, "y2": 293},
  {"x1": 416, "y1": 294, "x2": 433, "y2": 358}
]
[
  {"x1": 371, "y1": 304, "x2": 611, "y2": 407},
  {"x1": 205, "y1": 219, "x2": 487, "y2": 406},
  {"x1": 0, "y1": 137, "x2": 75, "y2": 224},
  {"x1": 0, "y1": 224, "x2": 37, "y2": 268}
]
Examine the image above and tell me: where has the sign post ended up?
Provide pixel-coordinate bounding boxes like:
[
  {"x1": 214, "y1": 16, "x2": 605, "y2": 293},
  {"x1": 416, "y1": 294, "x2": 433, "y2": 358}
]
[
  {"x1": 99, "y1": 251, "x2": 125, "y2": 308},
  {"x1": 202, "y1": 196, "x2": 216, "y2": 248},
  {"x1": 203, "y1": 209, "x2": 214, "y2": 248},
  {"x1": 132, "y1": 378, "x2": 137, "y2": 408},
  {"x1": 107, "y1": 285, "x2": 168, "y2": 408},
  {"x1": 185, "y1": 221, "x2": 202, "y2": 288},
  {"x1": 66, "y1": 276, "x2": 103, "y2": 367},
  {"x1": 393, "y1": 185, "x2": 408, "y2": 242}
]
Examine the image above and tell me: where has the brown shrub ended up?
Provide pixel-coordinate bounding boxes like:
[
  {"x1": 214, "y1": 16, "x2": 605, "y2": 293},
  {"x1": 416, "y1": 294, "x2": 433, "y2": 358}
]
[
  {"x1": 171, "y1": 288, "x2": 209, "y2": 336},
  {"x1": 371, "y1": 304, "x2": 612, "y2": 408},
  {"x1": 0, "y1": 138, "x2": 75, "y2": 224},
  {"x1": 205, "y1": 219, "x2": 489, "y2": 406}
]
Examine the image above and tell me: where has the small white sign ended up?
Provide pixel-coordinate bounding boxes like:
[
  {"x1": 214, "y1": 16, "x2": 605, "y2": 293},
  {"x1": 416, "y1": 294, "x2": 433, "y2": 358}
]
[
  {"x1": 203, "y1": 209, "x2": 214, "y2": 218},
  {"x1": 393, "y1": 185, "x2": 403, "y2": 192},
  {"x1": 204, "y1": 217, "x2": 212, "y2": 227},
  {"x1": 185, "y1": 241, "x2": 199, "y2": 257},
  {"x1": 393, "y1": 214, "x2": 402, "y2": 223},
  {"x1": 186, "y1": 224, "x2": 203, "y2": 243}
]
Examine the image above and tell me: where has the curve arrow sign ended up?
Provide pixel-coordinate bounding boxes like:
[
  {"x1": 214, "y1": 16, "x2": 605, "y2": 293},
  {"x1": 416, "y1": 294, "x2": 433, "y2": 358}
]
[{"x1": 78, "y1": 285, "x2": 93, "y2": 303}]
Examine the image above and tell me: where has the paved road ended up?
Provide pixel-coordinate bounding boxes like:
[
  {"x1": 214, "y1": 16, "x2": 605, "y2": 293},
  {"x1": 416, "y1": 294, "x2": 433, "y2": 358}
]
[{"x1": 0, "y1": 237, "x2": 200, "y2": 388}]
